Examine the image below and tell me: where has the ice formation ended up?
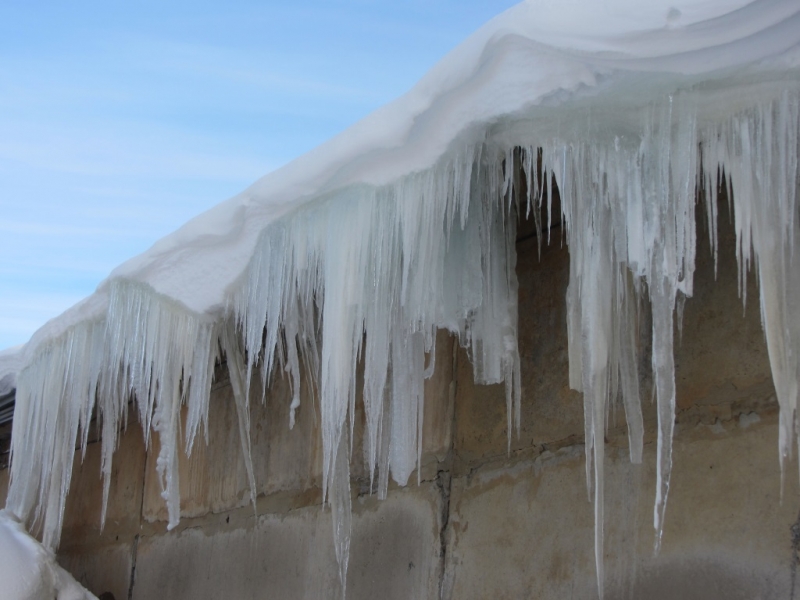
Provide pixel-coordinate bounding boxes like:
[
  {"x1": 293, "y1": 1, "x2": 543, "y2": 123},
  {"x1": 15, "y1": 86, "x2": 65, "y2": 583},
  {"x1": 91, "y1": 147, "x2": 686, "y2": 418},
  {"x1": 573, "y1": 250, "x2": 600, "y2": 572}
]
[{"x1": 1, "y1": 0, "x2": 799, "y2": 597}]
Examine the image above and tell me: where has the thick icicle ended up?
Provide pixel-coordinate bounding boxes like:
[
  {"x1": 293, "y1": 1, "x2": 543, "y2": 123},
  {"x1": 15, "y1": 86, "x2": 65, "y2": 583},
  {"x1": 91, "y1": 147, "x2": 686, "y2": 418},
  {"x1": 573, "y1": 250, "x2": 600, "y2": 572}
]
[
  {"x1": 331, "y1": 426, "x2": 352, "y2": 595},
  {"x1": 220, "y1": 323, "x2": 258, "y2": 514},
  {"x1": 616, "y1": 272, "x2": 644, "y2": 466}
]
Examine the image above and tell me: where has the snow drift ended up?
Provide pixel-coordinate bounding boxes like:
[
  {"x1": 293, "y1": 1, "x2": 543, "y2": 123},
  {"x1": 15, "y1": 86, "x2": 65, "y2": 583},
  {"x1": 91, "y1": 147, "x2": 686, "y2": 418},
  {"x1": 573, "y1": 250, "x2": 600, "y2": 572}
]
[
  {"x1": 0, "y1": 510, "x2": 96, "y2": 600},
  {"x1": 1, "y1": 0, "x2": 799, "y2": 597}
]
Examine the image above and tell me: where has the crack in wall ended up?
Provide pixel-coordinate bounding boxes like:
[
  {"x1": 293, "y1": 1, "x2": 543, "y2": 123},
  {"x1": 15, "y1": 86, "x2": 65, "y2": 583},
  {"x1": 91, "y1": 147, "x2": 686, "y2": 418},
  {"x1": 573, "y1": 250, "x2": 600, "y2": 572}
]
[
  {"x1": 127, "y1": 437, "x2": 148, "y2": 600},
  {"x1": 790, "y1": 506, "x2": 800, "y2": 600},
  {"x1": 435, "y1": 468, "x2": 453, "y2": 600},
  {"x1": 126, "y1": 534, "x2": 139, "y2": 600},
  {"x1": 435, "y1": 336, "x2": 459, "y2": 600}
]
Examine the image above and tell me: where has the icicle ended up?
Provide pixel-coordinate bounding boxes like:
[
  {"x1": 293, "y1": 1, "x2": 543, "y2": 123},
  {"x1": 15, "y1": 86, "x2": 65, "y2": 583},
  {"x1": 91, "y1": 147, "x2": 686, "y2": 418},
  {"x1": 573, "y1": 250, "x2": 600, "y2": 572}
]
[
  {"x1": 617, "y1": 270, "x2": 643, "y2": 465},
  {"x1": 184, "y1": 324, "x2": 220, "y2": 455},
  {"x1": 705, "y1": 91, "x2": 800, "y2": 487},
  {"x1": 331, "y1": 426, "x2": 352, "y2": 596},
  {"x1": 284, "y1": 307, "x2": 302, "y2": 430},
  {"x1": 388, "y1": 327, "x2": 424, "y2": 486},
  {"x1": 220, "y1": 324, "x2": 258, "y2": 515}
]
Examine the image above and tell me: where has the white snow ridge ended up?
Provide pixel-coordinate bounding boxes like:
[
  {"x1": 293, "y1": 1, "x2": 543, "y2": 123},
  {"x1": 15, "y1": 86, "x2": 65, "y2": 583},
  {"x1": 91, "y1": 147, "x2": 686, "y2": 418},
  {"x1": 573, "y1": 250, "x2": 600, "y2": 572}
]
[{"x1": 1, "y1": 1, "x2": 799, "y2": 598}]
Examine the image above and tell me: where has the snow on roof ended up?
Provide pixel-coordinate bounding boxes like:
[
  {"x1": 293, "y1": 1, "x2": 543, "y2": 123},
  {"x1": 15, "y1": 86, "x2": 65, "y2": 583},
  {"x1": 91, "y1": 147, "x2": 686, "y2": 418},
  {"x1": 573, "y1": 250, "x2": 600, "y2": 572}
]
[
  {"x1": 4, "y1": 0, "x2": 797, "y2": 341},
  {"x1": 2, "y1": 1, "x2": 800, "y2": 597}
]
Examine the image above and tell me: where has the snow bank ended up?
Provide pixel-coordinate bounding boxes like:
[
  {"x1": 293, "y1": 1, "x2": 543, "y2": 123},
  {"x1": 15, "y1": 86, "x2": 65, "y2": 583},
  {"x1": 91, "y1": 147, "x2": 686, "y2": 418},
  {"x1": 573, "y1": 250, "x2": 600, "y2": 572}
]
[
  {"x1": 0, "y1": 510, "x2": 97, "y2": 600},
  {"x1": 3, "y1": 0, "x2": 800, "y2": 597}
]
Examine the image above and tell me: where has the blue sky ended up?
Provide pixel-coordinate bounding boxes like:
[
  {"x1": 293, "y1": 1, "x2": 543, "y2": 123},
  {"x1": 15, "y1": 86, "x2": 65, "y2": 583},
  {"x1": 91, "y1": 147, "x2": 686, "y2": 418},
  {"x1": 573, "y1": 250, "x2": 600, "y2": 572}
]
[{"x1": 0, "y1": 1, "x2": 518, "y2": 349}]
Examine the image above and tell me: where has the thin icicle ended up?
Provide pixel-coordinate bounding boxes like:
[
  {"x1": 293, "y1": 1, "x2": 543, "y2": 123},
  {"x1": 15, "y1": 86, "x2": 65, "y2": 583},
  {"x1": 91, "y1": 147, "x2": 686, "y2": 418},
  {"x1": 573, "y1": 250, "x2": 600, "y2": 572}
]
[{"x1": 331, "y1": 426, "x2": 352, "y2": 597}]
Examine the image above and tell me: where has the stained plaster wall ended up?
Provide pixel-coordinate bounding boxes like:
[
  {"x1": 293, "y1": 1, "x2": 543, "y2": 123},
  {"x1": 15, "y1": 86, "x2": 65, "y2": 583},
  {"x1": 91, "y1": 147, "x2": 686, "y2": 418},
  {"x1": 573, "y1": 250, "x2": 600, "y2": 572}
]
[{"x1": 1, "y1": 203, "x2": 798, "y2": 600}]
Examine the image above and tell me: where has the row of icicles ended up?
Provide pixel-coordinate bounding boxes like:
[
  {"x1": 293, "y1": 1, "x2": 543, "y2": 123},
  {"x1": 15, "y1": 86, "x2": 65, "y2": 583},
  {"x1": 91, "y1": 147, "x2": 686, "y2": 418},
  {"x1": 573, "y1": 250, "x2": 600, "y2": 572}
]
[{"x1": 6, "y1": 89, "x2": 800, "y2": 599}]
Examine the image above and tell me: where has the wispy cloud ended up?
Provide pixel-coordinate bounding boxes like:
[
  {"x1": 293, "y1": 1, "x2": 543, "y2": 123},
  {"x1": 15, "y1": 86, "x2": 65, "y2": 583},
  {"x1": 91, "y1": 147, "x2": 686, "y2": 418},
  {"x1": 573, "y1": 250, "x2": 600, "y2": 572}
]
[
  {"x1": 122, "y1": 37, "x2": 377, "y2": 100},
  {"x1": 0, "y1": 220, "x2": 150, "y2": 238},
  {"x1": 0, "y1": 291, "x2": 88, "y2": 348},
  {"x1": 0, "y1": 120, "x2": 277, "y2": 182}
]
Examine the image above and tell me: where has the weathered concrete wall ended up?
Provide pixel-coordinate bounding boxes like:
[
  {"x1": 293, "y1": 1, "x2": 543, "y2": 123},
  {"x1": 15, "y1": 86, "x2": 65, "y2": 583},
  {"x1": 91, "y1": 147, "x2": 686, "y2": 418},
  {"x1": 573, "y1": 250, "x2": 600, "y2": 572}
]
[
  {"x1": 130, "y1": 485, "x2": 442, "y2": 600},
  {"x1": 0, "y1": 467, "x2": 8, "y2": 507},
  {"x1": 2, "y1": 203, "x2": 795, "y2": 599},
  {"x1": 444, "y1": 416, "x2": 794, "y2": 600},
  {"x1": 440, "y1": 206, "x2": 797, "y2": 600}
]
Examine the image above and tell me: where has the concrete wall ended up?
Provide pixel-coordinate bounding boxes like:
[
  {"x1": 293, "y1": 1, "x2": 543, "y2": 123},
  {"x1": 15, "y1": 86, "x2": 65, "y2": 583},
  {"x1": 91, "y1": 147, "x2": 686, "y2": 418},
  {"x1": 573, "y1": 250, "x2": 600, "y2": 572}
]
[{"x1": 3, "y1": 205, "x2": 798, "y2": 600}]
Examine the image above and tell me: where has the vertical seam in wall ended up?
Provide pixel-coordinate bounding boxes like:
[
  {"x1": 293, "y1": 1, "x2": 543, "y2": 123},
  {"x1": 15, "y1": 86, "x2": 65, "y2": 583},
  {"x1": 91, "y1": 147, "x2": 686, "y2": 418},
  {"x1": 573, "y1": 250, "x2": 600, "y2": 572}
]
[
  {"x1": 436, "y1": 468, "x2": 453, "y2": 600},
  {"x1": 127, "y1": 534, "x2": 139, "y2": 600},
  {"x1": 790, "y1": 506, "x2": 800, "y2": 600},
  {"x1": 436, "y1": 336, "x2": 459, "y2": 600},
  {"x1": 127, "y1": 439, "x2": 148, "y2": 600}
]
